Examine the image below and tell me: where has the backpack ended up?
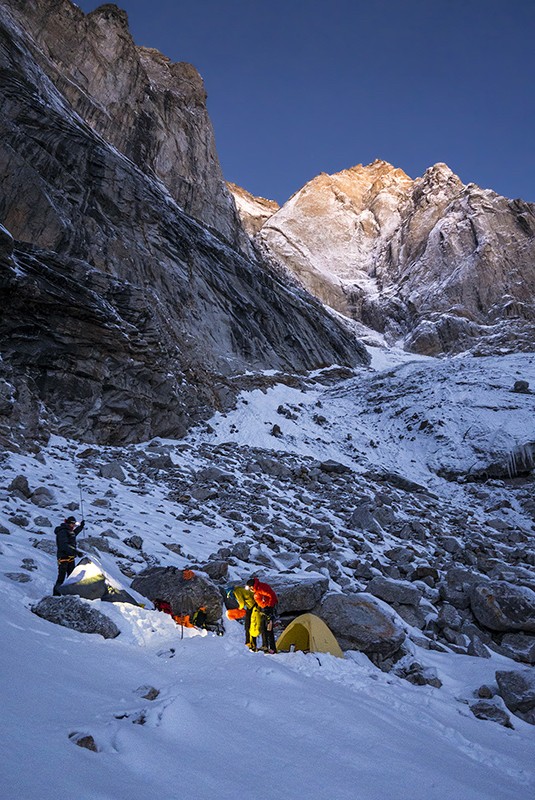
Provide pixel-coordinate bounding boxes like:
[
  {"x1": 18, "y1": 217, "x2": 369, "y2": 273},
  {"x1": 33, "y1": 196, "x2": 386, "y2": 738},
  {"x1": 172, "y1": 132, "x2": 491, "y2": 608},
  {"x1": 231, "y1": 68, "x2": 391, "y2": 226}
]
[{"x1": 191, "y1": 607, "x2": 208, "y2": 628}]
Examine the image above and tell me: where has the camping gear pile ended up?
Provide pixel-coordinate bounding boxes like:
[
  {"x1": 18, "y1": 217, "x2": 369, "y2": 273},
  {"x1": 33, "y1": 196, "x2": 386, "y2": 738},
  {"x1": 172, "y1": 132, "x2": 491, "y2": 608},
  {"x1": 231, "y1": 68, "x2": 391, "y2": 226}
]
[{"x1": 131, "y1": 566, "x2": 223, "y2": 629}]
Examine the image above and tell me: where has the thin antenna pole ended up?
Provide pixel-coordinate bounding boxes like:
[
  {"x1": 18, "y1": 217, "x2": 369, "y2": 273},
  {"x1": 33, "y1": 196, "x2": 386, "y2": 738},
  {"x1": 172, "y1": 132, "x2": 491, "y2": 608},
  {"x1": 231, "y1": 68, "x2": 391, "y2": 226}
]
[{"x1": 78, "y1": 475, "x2": 85, "y2": 520}]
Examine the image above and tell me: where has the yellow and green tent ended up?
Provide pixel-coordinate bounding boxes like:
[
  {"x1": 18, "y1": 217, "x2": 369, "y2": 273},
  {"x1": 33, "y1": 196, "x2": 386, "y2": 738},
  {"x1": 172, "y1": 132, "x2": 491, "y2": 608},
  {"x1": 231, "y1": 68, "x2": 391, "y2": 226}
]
[{"x1": 276, "y1": 613, "x2": 344, "y2": 658}]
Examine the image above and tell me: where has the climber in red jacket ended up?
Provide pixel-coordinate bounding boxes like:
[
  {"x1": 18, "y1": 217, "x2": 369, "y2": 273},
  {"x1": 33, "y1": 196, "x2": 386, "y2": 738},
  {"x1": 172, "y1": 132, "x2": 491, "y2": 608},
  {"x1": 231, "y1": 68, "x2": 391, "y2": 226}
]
[{"x1": 246, "y1": 576, "x2": 278, "y2": 652}]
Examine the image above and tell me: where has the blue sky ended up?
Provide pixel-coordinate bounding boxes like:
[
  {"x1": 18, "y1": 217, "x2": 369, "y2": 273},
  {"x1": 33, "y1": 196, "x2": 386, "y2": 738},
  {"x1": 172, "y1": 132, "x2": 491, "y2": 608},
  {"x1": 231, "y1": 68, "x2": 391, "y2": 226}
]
[{"x1": 75, "y1": 0, "x2": 535, "y2": 204}]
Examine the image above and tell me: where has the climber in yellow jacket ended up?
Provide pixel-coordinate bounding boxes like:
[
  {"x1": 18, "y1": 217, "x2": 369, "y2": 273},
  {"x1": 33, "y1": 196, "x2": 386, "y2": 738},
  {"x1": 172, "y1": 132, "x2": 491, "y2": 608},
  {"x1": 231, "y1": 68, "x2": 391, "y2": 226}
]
[{"x1": 226, "y1": 585, "x2": 257, "y2": 650}]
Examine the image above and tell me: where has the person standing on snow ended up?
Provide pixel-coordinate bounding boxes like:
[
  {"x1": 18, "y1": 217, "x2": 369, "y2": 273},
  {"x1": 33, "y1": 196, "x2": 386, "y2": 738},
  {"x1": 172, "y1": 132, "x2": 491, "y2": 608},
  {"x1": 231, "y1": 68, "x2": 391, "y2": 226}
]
[
  {"x1": 53, "y1": 515, "x2": 85, "y2": 595},
  {"x1": 226, "y1": 585, "x2": 257, "y2": 649},
  {"x1": 246, "y1": 575, "x2": 278, "y2": 653}
]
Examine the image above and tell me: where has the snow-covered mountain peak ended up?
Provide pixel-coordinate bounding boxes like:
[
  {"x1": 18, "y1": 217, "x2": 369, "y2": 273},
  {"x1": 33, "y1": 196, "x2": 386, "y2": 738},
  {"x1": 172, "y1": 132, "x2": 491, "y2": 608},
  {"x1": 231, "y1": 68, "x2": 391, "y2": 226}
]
[{"x1": 248, "y1": 159, "x2": 535, "y2": 355}]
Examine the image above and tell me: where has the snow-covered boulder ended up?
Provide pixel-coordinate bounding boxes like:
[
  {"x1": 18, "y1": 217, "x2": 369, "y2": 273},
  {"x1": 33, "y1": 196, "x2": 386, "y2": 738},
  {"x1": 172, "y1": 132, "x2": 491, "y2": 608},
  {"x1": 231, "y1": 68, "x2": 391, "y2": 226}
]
[
  {"x1": 470, "y1": 581, "x2": 535, "y2": 633},
  {"x1": 99, "y1": 461, "x2": 127, "y2": 482},
  {"x1": 30, "y1": 486, "x2": 56, "y2": 507},
  {"x1": 8, "y1": 475, "x2": 31, "y2": 498},
  {"x1": 496, "y1": 670, "x2": 535, "y2": 725},
  {"x1": 58, "y1": 558, "x2": 140, "y2": 605},
  {"x1": 318, "y1": 592, "x2": 406, "y2": 657},
  {"x1": 367, "y1": 576, "x2": 422, "y2": 607},
  {"x1": 195, "y1": 466, "x2": 236, "y2": 484},
  {"x1": 269, "y1": 574, "x2": 329, "y2": 615},
  {"x1": 469, "y1": 701, "x2": 513, "y2": 729},
  {"x1": 32, "y1": 596, "x2": 120, "y2": 639}
]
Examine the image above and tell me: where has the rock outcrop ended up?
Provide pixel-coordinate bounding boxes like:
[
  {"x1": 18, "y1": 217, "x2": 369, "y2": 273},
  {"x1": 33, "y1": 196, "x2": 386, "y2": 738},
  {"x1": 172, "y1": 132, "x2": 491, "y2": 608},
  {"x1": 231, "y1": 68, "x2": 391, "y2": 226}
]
[
  {"x1": 249, "y1": 160, "x2": 535, "y2": 355},
  {"x1": 32, "y1": 595, "x2": 121, "y2": 638},
  {"x1": 0, "y1": 0, "x2": 367, "y2": 448},
  {"x1": 228, "y1": 183, "x2": 280, "y2": 239}
]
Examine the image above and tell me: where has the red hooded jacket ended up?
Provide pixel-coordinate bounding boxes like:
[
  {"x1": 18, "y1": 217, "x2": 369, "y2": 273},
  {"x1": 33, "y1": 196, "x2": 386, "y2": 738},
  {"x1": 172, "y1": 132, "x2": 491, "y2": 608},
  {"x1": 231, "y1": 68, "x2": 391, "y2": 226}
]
[{"x1": 252, "y1": 578, "x2": 278, "y2": 608}]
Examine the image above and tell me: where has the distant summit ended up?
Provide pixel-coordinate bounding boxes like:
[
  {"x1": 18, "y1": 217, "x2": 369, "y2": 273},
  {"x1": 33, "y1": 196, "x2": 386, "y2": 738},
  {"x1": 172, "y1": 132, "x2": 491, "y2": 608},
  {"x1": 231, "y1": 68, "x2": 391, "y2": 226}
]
[{"x1": 230, "y1": 161, "x2": 535, "y2": 355}]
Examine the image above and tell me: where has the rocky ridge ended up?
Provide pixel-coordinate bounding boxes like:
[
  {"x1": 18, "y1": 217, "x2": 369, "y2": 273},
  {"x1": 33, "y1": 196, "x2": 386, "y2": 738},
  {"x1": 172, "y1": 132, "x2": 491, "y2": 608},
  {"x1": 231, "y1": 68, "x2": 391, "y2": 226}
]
[
  {"x1": 227, "y1": 182, "x2": 280, "y2": 238},
  {"x1": 232, "y1": 160, "x2": 535, "y2": 355}
]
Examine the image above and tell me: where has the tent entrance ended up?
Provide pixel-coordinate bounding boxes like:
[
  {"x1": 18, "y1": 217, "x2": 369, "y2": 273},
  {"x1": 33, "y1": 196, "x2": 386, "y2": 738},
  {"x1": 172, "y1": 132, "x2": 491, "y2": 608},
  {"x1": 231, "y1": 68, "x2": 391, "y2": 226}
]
[{"x1": 283, "y1": 622, "x2": 311, "y2": 652}]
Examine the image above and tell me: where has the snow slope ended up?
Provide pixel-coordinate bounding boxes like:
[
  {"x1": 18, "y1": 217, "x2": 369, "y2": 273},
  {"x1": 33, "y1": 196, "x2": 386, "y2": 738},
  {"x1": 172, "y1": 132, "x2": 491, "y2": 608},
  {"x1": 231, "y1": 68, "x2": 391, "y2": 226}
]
[
  {"x1": 1, "y1": 349, "x2": 534, "y2": 800},
  {"x1": 2, "y1": 581, "x2": 532, "y2": 800},
  {"x1": 194, "y1": 349, "x2": 535, "y2": 488}
]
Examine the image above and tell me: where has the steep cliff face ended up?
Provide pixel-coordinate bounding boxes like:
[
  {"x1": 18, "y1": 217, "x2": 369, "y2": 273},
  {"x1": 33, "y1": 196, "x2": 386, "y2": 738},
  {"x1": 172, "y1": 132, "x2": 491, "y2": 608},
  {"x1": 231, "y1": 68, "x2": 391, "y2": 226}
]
[
  {"x1": 5, "y1": 0, "x2": 249, "y2": 251},
  {"x1": 0, "y1": 0, "x2": 367, "y2": 448},
  {"x1": 252, "y1": 160, "x2": 535, "y2": 354}
]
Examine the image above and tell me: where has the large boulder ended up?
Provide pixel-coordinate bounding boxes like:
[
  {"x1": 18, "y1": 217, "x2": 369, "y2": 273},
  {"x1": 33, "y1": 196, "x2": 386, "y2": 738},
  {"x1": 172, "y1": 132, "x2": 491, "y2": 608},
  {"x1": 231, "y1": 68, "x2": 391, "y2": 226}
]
[
  {"x1": 498, "y1": 633, "x2": 535, "y2": 665},
  {"x1": 318, "y1": 592, "x2": 406, "y2": 657},
  {"x1": 495, "y1": 670, "x2": 535, "y2": 725},
  {"x1": 131, "y1": 567, "x2": 222, "y2": 624},
  {"x1": 367, "y1": 576, "x2": 422, "y2": 607},
  {"x1": 470, "y1": 581, "x2": 535, "y2": 632},
  {"x1": 439, "y1": 567, "x2": 486, "y2": 609},
  {"x1": 268, "y1": 574, "x2": 329, "y2": 615},
  {"x1": 32, "y1": 595, "x2": 120, "y2": 639}
]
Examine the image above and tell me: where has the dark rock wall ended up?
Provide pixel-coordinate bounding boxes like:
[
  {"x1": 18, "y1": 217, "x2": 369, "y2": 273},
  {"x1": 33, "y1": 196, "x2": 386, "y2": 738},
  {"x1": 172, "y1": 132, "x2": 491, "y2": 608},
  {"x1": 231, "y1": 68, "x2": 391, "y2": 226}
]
[
  {"x1": 4, "y1": 0, "x2": 249, "y2": 251},
  {"x1": 0, "y1": 1, "x2": 367, "y2": 447}
]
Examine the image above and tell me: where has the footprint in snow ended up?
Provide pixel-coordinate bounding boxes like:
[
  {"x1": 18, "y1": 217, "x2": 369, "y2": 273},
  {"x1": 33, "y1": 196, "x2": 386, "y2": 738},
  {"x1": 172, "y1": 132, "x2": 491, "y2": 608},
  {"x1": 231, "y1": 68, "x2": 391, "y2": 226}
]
[{"x1": 156, "y1": 647, "x2": 176, "y2": 659}]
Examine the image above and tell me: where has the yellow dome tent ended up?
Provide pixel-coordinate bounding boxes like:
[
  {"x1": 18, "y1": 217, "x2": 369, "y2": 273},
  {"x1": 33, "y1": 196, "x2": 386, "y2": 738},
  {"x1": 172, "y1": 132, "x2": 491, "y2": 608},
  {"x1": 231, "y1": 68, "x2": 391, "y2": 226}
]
[{"x1": 276, "y1": 613, "x2": 344, "y2": 658}]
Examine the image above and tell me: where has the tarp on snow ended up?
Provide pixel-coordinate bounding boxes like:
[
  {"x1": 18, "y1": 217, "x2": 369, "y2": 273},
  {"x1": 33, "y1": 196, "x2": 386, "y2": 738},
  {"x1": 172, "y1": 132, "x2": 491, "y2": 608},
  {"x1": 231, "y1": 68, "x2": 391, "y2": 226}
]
[
  {"x1": 276, "y1": 613, "x2": 344, "y2": 658},
  {"x1": 58, "y1": 557, "x2": 140, "y2": 605}
]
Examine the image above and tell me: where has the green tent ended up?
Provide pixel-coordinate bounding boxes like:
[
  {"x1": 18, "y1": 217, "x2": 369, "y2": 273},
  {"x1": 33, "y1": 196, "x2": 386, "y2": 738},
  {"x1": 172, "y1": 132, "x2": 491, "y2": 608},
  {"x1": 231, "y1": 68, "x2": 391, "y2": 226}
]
[{"x1": 276, "y1": 613, "x2": 344, "y2": 658}]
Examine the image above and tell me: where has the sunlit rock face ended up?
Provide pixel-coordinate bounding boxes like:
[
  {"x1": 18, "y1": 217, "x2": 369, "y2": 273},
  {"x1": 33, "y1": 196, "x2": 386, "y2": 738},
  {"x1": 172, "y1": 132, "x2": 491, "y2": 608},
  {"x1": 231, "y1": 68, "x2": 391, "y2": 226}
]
[
  {"x1": 227, "y1": 183, "x2": 280, "y2": 238},
  {"x1": 0, "y1": 0, "x2": 367, "y2": 448},
  {"x1": 249, "y1": 160, "x2": 535, "y2": 355}
]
